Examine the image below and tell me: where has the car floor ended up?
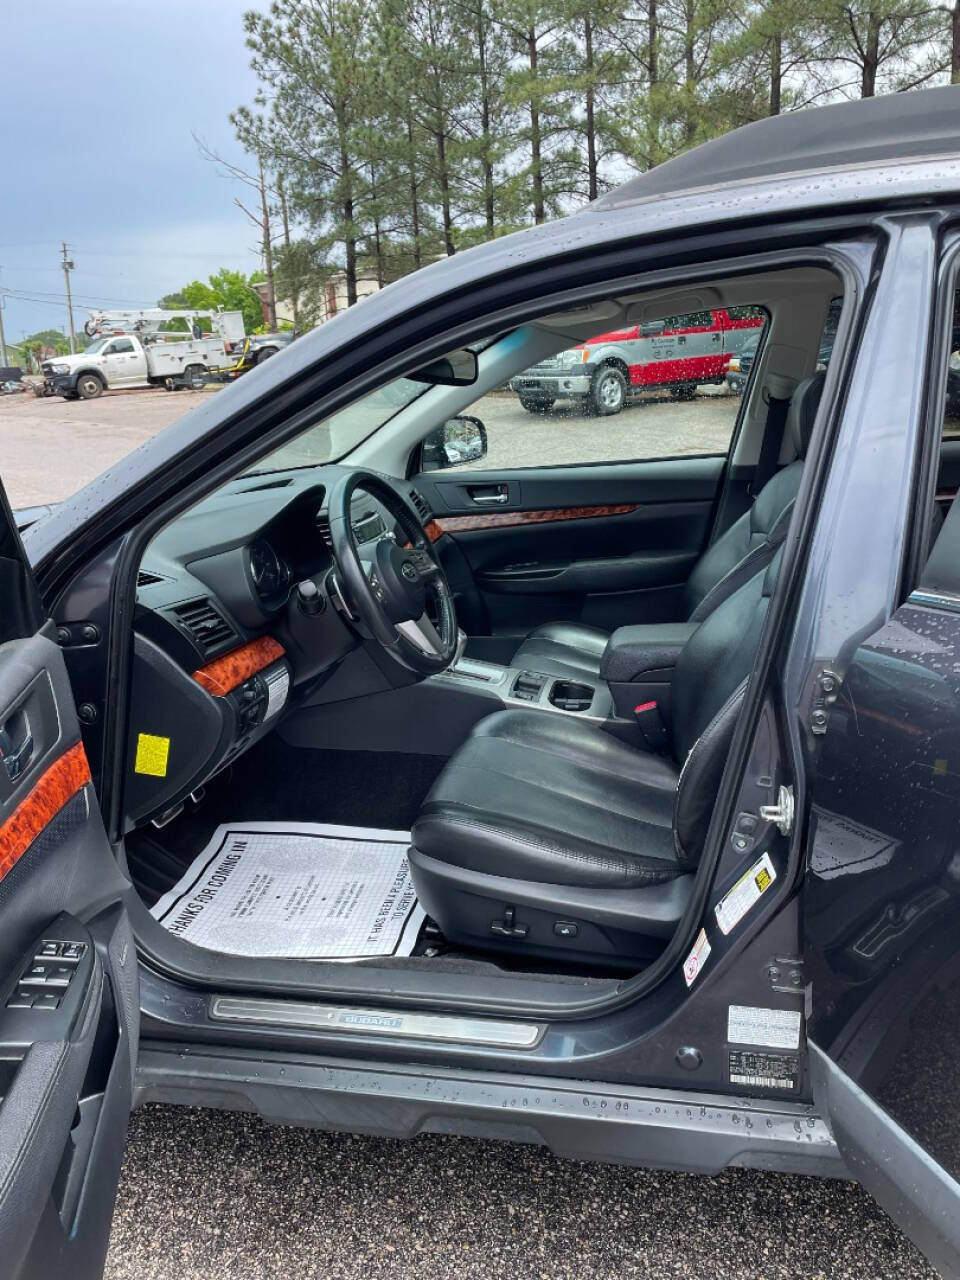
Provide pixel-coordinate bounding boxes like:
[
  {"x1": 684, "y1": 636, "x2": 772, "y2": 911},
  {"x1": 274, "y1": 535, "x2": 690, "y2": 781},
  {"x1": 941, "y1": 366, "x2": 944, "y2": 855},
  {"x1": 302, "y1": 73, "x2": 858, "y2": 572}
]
[{"x1": 123, "y1": 736, "x2": 627, "y2": 985}]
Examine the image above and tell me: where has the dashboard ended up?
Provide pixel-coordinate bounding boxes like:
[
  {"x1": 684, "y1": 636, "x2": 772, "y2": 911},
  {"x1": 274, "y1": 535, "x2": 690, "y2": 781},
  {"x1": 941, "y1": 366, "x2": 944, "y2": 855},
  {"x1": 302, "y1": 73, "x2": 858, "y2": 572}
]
[{"x1": 124, "y1": 466, "x2": 417, "y2": 831}]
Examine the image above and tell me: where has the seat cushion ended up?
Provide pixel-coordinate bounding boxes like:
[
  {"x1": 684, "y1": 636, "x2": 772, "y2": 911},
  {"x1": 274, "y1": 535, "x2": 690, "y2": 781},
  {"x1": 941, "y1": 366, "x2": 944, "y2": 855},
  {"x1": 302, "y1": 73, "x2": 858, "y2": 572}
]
[
  {"x1": 412, "y1": 709, "x2": 682, "y2": 889},
  {"x1": 509, "y1": 622, "x2": 610, "y2": 681}
]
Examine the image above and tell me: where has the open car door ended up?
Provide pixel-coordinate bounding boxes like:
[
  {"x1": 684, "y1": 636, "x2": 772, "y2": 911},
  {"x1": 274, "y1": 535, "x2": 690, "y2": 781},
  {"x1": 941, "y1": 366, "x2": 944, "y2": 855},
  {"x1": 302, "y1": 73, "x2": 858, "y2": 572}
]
[
  {"x1": 0, "y1": 481, "x2": 136, "y2": 1279},
  {"x1": 804, "y1": 523, "x2": 960, "y2": 1278}
]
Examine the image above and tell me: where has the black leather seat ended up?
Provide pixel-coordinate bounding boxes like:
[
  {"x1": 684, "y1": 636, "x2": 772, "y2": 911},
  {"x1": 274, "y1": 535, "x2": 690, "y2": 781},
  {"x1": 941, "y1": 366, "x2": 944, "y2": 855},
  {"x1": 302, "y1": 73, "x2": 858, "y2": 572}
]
[
  {"x1": 410, "y1": 548, "x2": 781, "y2": 966},
  {"x1": 510, "y1": 373, "x2": 824, "y2": 682}
]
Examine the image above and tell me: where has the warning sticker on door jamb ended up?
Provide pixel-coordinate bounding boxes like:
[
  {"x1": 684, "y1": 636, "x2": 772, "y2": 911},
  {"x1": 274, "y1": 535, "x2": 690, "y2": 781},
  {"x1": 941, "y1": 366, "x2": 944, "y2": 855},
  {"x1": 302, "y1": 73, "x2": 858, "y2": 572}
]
[
  {"x1": 683, "y1": 927, "x2": 712, "y2": 987},
  {"x1": 714, "y1": 851, "x2": 777, "y2": 935}
]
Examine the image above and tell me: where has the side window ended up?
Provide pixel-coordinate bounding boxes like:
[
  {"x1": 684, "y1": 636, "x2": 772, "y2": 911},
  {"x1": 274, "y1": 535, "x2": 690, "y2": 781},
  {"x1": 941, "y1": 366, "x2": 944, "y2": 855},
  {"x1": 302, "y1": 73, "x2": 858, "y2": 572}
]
[
  {"x1": 421, "y1": 306, "x2": 768, "y2": 473},
  {"x1": 944, "y1": 289, "x2": 960, "y2": 442},
  {"x1": 110, "y1": 339, "x2": 135, "y2": 354}
]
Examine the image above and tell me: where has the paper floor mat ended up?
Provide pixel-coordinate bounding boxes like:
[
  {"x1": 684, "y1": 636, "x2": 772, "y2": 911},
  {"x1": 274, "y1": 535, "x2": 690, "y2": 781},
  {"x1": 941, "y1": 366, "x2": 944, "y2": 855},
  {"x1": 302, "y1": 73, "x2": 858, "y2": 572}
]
[{"x1": 149, "y1": 822, "x2": 424, "y2": 960}]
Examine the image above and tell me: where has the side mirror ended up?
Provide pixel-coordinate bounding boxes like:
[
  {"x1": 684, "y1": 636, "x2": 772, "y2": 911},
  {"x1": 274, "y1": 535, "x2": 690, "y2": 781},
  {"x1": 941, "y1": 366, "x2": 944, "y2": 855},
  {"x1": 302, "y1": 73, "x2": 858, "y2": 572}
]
[{"x1": 420, "y1": 415, "x2": 488, "y2": 472}]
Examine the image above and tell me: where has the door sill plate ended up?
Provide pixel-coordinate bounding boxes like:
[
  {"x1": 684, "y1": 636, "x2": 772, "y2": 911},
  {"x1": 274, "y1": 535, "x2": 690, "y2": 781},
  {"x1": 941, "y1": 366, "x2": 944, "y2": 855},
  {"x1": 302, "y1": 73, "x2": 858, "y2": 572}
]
[{"x1": 209, "y1": 995, "x2": 542, "y2": 1048}]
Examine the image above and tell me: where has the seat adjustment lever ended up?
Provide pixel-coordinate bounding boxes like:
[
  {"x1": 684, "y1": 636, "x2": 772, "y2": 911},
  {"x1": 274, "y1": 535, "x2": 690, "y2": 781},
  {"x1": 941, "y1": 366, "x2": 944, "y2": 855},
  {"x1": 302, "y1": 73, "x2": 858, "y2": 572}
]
[{"x1": 490, "y1": 906, "x2": 528, "y2": 939}]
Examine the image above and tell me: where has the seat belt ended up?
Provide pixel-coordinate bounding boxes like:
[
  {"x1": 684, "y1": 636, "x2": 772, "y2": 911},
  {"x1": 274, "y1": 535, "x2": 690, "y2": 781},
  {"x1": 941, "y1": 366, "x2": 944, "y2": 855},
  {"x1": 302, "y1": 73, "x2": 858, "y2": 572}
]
[{"x1": 749, "y1": 377, "x2": 794, "y2": 497}]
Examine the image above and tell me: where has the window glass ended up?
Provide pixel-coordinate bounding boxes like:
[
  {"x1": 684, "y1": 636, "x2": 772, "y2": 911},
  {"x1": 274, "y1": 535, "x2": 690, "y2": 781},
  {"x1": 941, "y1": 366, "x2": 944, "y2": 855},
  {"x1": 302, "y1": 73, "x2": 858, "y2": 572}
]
[
  {"x1": 424, "y1": 307, "x2": 768, "y2": 473},
  {"x1": 943, "y1": 289, "x2": 960, "y2": 441}
]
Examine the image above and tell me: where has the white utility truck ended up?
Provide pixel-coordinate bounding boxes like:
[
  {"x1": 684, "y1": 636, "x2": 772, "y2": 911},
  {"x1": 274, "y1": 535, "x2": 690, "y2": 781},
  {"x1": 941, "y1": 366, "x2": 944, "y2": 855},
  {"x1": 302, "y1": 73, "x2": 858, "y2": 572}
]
[{"x1": 41, "y1": 308, "x2": 246, "y2": 400}]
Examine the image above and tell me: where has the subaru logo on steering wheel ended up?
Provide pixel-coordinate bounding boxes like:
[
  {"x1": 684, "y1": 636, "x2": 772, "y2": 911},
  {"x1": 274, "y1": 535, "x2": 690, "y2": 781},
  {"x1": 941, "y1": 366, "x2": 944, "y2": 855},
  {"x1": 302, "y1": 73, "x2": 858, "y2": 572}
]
[{"x1": 400, "y1": 561, "x2": 418, "y2": 582}]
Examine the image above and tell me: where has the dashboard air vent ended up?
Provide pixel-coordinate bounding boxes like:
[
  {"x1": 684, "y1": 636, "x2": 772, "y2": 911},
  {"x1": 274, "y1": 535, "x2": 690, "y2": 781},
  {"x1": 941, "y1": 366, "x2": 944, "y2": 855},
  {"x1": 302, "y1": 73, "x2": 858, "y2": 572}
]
[
  {"x1": 170, "y1": 598, "x2": 237, "y2": 656},
  {"x1": 316, "y1": 512, "x2": 334, "y2": 549},
  {"x1": 136, "y1": 569, "x2": 168, "y2": 588},
  {"x1": 408, "y1": 488, "x2": 431, "y2": 523}
]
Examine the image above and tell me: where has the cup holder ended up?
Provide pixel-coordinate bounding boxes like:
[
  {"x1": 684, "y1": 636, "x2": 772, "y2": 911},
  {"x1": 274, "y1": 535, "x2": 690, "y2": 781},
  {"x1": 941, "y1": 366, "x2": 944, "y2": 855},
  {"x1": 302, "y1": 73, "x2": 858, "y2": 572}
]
[{"x1": 549, "y1": 679, "x2": 594, "y2": 712}]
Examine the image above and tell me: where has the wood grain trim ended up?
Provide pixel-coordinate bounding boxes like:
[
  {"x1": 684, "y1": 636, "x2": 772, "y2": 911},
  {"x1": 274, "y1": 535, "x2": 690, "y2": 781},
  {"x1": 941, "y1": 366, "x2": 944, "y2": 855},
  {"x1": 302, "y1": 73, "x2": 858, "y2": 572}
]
[
  {"x1": 0, "y1": 741, "x2": 91, "y2": 881},
  {"x1": 193, "y1": 636, "x2": 286, "y2": 697},
  {"x1": 424, "y1": 504, "x2": 638, "y2": 541}
]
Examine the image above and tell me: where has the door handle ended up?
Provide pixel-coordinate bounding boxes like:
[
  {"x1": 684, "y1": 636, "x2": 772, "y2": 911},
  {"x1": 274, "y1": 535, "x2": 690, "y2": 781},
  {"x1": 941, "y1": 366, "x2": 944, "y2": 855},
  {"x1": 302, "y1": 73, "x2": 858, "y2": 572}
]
[
  {"x1": 468, "y1": 483, "x2": 510, "y2": 505},
  {"x1": 0, "y1": 726, "x2": 33, "y2": 781}
]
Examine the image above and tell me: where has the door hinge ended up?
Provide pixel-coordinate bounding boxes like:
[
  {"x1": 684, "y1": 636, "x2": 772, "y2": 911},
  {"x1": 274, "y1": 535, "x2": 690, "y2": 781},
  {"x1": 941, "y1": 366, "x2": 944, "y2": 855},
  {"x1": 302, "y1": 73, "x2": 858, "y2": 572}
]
[
  {"x1": 760, "y1": 784, "x2": 794, "y2": 836},
  {"x1": 810, "y1": 667, "x2": 841, "y2": 735}
]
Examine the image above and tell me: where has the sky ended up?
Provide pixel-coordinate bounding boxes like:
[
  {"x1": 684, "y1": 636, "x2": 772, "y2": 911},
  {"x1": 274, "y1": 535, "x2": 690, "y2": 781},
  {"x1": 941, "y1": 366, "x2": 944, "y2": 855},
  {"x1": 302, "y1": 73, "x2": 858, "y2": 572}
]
[{"x1": 0, "y1": 1, "x2": 269, "y2": 348}]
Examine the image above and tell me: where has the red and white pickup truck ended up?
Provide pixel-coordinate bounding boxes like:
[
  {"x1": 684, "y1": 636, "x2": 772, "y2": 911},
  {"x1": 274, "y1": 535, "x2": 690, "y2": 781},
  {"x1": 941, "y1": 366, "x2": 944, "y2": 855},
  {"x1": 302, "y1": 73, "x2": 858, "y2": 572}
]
[{"x1": 509, "y1": 307, "x2": 766, "y2": 415}]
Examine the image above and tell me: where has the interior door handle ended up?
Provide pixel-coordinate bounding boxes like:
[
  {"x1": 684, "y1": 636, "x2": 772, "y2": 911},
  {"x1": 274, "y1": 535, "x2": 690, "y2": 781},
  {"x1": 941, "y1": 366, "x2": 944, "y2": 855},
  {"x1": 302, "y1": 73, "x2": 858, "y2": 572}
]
[
  {"x1": 0, "y1": 727, "x2": 33, "y2": 781},
  {"x1": 472, "y1": 492, "x2": 509, "y2": 505}
]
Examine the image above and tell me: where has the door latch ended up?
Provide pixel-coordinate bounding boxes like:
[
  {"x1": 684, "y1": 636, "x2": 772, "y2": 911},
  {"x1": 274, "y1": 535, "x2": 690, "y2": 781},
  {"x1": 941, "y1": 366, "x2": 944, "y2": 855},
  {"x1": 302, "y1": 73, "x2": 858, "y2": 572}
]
[{"x1": 760, "y1": 784, "x2": 794, "y2": 836}]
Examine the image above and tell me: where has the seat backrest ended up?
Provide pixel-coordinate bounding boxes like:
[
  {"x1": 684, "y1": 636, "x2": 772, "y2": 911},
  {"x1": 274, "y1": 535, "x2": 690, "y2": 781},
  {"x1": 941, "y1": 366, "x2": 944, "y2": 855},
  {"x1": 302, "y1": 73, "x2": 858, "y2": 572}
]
[
  {"x1": 668, "y1": 548, "x2": 782, "y2": 867},
  {"x1": 682, "y1": 372, "x2": 824, "y2": 620}
]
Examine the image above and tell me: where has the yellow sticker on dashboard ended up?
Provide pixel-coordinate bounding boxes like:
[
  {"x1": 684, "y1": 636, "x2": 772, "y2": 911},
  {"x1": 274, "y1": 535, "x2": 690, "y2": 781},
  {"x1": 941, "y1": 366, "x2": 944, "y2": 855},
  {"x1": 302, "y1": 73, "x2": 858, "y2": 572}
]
[{"x1": 135, "y1": 733, "x2": 170, "y2": 777}]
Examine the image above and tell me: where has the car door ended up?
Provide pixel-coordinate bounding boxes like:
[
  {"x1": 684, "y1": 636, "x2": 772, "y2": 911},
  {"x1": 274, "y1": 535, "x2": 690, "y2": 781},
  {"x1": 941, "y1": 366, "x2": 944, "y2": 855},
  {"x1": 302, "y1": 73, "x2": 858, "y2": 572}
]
[
  {"x1": 0, "y1": 481, "x2": 137, "y2": 1279},
  {"x1": 801, "y1": 292, "x2": 960, "y2": 1273},
  {"x1": 100, "y1": 338, "x2": 144, "y2": 387}
]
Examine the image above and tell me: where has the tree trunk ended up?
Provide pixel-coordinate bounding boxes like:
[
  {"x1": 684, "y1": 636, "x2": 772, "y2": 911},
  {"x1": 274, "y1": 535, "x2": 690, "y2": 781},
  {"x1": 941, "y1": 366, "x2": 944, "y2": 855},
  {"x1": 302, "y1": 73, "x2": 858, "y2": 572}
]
[
  {"x1": 770, "y1": 31, "x2": 782, "y2": 115},
  {"x1": 952, "y1": 2, "x2": 960, "y2": 83},
  {"x1": 584, "y1": 13, "x2": 598, "y2": 201},
  {"x1": 436, "y1": 127, "x2": 456, "y2": 256},
  {"x1": 862, "y1": 11, "x2": 880, "y2": 97},
  {"x1": 337, "y1": 117, "x2": 357, "y2": 306},
  {"x1": 406, "y1": 116, "x2": 423, "y2": 269},
  {"x1": 257, "y1": 154, "x2": 277, "y2": 331},
  {"x1": 683, "y1": 0, "x2": 695, "y2": 146},
  {"x1": 477, "y1": 4, "x2": 495, "y2": 232},
  {"x1": 527, "y1": 29, "x2": 545, "y2": 223},
  {"x1": 277, "y1": 176, "x2": 299, "y2": 330},
  {"x1": 647, "y1": 0, "x2": 658, "y2": 167}
]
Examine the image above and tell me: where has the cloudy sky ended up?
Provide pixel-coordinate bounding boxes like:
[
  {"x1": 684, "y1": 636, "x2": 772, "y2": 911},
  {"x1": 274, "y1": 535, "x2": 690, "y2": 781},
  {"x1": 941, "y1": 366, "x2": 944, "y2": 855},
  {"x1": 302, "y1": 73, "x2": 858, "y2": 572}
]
[{"x1": 1, "y1": 1, "x2": 269, "y2": 346}]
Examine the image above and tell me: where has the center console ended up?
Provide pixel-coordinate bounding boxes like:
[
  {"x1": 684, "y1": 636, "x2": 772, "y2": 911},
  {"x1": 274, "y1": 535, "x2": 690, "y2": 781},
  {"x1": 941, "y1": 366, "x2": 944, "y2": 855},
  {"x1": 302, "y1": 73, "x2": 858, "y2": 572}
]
[{"x1": 437, "y1": 654, "x2": 612, "y2": 723}]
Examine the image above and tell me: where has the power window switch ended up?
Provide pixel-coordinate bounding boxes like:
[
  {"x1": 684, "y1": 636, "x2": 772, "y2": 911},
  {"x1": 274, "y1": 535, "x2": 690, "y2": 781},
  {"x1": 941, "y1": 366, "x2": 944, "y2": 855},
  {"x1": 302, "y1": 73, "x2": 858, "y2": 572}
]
[
  {"x1": 60, "y1": 943, "x2": 85, "y2": 961},
  {"x1": 37, "y1": 941, "x2": 61, "y2": 958},
  {"x1": 6, "y1": 989, "x2": 36, "y2": 1009},
  {"x1": 21, "y1": 964, "x2": 52, "y2": 985},
  {"x1": 34, "y1": 993, "x2": 61, "y2": 1011},
  {"x1": 45, "y1": 968, "x2": 73, "y2": 988}
]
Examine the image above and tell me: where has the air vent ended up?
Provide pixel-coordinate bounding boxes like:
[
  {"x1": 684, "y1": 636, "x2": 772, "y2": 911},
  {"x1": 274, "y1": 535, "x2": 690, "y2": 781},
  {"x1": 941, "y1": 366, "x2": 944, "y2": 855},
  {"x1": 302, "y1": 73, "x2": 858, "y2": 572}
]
[
  {"x1": 408, "y1": 488, "x2": 431, "y2": 522},
  {"x1": 316, "y1": 512, "x2": 334, "y2": 549},
  {"x1": 170, "y1": 598, "x2": 237, "y2": 656},
  {"x1": 136, "y1": 569, "x2": 169, "y2": 588}
]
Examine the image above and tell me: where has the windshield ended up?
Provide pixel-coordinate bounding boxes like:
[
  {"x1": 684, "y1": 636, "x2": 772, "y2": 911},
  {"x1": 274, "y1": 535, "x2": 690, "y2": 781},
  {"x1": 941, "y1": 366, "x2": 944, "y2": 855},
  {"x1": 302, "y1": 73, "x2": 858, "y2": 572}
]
[
  {"x1": 79, "y1": 338, "x2": 108, "y2": 356},
  {"x1": 245, "y1": 375, "x2": 430, "y2": 474}
]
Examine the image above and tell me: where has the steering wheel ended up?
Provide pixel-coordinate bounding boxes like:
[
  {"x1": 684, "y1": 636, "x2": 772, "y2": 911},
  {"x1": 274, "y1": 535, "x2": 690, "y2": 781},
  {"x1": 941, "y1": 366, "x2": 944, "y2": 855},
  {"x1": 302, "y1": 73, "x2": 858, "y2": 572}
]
[{"x1": 325, "y1": 470, "x2": 460, "y2": 676}]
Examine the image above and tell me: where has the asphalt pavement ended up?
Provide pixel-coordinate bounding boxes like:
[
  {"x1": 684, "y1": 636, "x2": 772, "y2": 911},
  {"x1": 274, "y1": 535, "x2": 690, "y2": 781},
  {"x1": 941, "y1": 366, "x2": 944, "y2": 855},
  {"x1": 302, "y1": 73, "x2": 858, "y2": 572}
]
[{"x1": 104, "y1": 1103, "x2": 937, "y2": 1280}]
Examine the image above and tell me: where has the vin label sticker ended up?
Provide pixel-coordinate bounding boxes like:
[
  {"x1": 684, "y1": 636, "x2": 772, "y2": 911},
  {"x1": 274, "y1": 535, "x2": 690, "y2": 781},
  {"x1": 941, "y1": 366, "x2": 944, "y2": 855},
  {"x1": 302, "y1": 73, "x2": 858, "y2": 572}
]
[
  {"x1": 729, "y1": 1049, "x2": 799, "y2": 1091},
  {"x1": 715, "y1": 851, "x2": 776, "y2": 935},
  {"x1": 683, "y1": 927, "x2": 712, "y2": 987},
  {"x1": 728, "y1": 1004, "x2": 802, "y2": 1050}
]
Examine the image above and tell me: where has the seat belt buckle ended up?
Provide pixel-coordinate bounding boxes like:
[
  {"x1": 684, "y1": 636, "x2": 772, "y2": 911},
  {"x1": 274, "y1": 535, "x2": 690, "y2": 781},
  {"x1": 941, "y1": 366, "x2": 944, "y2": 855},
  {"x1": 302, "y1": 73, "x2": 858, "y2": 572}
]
[{"x1": 633, "y1": 700, "x2": 669, "y2": 752}]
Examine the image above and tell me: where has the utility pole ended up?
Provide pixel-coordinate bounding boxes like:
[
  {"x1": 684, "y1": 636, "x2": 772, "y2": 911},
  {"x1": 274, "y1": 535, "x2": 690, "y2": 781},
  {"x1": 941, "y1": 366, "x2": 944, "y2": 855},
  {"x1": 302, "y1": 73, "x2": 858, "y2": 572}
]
[
  {"x1": 0, "y1": 271, "x2": 9, "y2": 369},
  {"x1": 61, "y1": 242, "x2": 77, "y2": 353}
]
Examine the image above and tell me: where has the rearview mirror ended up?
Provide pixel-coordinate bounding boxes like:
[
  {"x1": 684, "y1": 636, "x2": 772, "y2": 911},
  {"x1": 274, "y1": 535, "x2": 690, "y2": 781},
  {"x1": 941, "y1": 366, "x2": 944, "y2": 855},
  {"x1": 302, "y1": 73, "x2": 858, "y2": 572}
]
[
  {"x1": 420, "y1": 415, "x2": 488, "y2": 472},
  {"x1": 409, "y1": 347, "x2": 479, "y2": 387}
]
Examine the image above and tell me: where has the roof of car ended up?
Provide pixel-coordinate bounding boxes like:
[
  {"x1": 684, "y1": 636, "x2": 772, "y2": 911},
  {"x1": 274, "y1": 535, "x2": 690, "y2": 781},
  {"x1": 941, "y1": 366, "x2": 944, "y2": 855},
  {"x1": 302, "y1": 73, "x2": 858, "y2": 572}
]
[{"x1": 593, "y1": 85, "x2": 960, "y2": 211}]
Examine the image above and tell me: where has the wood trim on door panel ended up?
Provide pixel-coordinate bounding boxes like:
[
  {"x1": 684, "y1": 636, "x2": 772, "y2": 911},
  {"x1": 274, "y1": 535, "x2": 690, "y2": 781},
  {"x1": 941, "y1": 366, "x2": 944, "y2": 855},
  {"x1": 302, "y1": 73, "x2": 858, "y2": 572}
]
[
  {"x1": 424, "y1": 504, "x2": 638, "y2": 542},
  {"x1": 192, "y1": 636, "x2": 286, "y2": 697},
  {"x1": 0, "y1": 741, "x2": 92, "y2": 881}
]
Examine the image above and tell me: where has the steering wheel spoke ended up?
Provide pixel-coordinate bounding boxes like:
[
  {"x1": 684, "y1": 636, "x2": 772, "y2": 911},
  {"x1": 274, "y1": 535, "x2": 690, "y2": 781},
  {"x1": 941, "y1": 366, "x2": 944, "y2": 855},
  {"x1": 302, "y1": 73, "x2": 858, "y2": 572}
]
[{"x1": 325, "y1": 470, "x2": 459, "y2": 676}]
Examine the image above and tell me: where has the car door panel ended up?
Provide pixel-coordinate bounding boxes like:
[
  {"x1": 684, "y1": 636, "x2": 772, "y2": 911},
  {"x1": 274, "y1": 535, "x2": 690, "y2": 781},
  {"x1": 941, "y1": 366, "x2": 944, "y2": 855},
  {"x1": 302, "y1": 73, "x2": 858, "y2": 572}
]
[
  {"x1": 415, "y1": 456, "x2": 725, "y2": 641},
  {"x1": 0, "y1": 501, "x2": 138, "y2": 1279}
]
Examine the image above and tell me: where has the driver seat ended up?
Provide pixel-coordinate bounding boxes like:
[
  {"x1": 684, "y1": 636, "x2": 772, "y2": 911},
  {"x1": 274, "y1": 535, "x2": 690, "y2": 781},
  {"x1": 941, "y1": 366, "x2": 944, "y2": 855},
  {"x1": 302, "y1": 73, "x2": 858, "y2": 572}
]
[{"x1": 409, "y1": 548, "x2": 781, "y2": 967}]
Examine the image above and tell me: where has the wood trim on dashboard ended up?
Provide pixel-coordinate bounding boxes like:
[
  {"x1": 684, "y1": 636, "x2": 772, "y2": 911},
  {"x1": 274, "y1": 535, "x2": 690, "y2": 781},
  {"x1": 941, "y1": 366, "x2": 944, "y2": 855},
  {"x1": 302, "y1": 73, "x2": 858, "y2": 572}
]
[
  {"x1": 192, "y1": 636, "x2": 286, "y2": 697},
  {"x1": 0, "y1": 741, "x2": 92, "y2": 881},
  {"x1": 424, "y1": 504, "x2": 638, "y2": 541}
]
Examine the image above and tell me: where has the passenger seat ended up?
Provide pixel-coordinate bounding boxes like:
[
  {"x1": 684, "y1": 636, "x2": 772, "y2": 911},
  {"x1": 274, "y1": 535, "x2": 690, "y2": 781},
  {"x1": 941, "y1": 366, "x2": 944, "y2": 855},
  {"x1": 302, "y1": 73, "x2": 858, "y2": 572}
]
[{"x1": 510, "y1": 372, "x2": 825, "y2": 681}]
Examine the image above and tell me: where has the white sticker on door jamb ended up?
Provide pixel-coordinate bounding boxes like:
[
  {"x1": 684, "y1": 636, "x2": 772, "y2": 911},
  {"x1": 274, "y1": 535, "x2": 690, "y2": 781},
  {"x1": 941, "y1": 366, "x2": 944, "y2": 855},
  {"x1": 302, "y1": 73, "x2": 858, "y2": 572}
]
[{"x1": 714, "y1": 851, "x2": 777, "y2": 936}]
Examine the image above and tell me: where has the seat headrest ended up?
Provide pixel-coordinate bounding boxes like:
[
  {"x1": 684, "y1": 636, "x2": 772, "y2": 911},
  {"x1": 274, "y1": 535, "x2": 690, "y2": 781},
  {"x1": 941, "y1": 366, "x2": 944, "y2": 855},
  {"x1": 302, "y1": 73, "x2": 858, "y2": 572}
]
[{"x1": 788, "y1": 371, "x2": 825, "y2": 459}]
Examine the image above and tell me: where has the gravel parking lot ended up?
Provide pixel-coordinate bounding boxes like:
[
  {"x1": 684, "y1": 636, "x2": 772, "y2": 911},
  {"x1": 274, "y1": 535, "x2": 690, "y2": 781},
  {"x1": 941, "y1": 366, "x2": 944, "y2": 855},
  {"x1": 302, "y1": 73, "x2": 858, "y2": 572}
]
[
  {"x1": 3, "y1": 383, "x2": 935, "y2": 1279},
  {"x1": 0, "y1": 383, "x2": 738, "y2": 509},
  {"x1": 104, "y1": 1104, "x2": 935, "y2": 1280}
]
